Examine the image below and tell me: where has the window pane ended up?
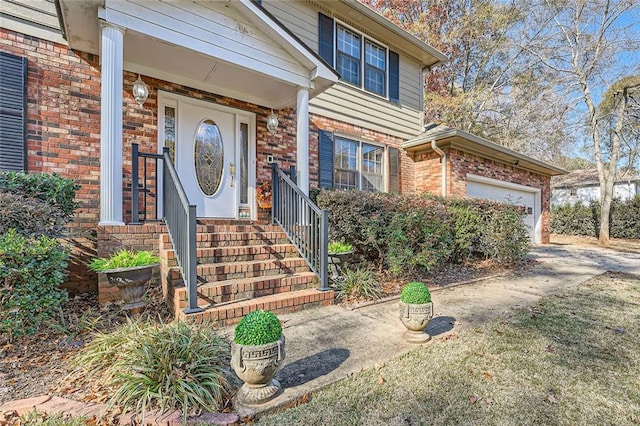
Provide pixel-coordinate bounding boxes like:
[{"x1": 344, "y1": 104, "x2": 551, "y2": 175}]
[
  {"x1": 337, "y1": 27, "x2": 360, "y2": 58},
  {"x1": 164, "y1": 106, "x2": 176, "y2": 163},
  {"x1": 364, "y1": 41, "x2": 386, "y2": 95},
  {"x1": 364, "y1": 67, "x2": 385, "y2": 95},
  {"x1": 239, "y1": 122, "x2": 248, "y2": 204},
  {"x1": 365, "y1": 41, "x2": 385, "y2": 69},
  {"x1": 334, "y1": 138, "x2": 358, "y2": 189},
  {"x1": 337, "y1": 26, "x2": 361, "y2": 86},
  {"x1": 361, "y1": 143, "x2": 384, "y2": 192}
]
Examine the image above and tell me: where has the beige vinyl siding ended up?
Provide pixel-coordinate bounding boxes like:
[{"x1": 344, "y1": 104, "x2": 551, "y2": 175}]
[
  {"x1": 399, "y1": 55, "x2": 422, "y2": 111},
  {"x1": 310, "y1": 83, "x2": 423, "y2": 139},
  {"x1": 2, "y1": 0, "x2": 65, "y2": 43},
  {"x1": 265, "y1": 0, "x2": 424, "y2": 138},
  {"x1": 262, "y1": 0, "x2": 318, "y2": 51}
]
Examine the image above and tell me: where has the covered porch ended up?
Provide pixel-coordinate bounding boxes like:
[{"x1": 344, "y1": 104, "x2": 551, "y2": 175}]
[{"x1": 58, "y1": 0, "x2": 338, "y2": 225}]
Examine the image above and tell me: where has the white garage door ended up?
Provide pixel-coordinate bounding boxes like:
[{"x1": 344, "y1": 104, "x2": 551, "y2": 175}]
[{"x1": 466, "y1": 175, "x2": 540, "y2": 243}]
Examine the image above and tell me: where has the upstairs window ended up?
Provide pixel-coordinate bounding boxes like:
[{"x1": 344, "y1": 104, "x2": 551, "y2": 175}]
[
  {"x1": 336, "y1": 26, "x2": 361, "y2": 86},
  {"x1": 320, "y1": 13, "x2": 398, "y2": 101}
]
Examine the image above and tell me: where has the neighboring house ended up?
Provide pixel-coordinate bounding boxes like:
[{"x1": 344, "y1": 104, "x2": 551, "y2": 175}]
[
  {"x1": 551, "y1": 168, "x2": 640, "y2": 206},
  {"x1": 0, "y1": 0, "x2": 564, "y2": 321}
]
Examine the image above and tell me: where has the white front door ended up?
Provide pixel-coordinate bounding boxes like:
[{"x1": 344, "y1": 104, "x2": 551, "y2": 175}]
[{"x1": 177, "y1": 101, "x2": 236, "y2": 218}]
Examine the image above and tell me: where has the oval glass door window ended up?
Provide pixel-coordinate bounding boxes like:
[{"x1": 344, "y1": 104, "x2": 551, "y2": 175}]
[{"x1": 194, "y1": 119, "x2": 224, "y2": 196}]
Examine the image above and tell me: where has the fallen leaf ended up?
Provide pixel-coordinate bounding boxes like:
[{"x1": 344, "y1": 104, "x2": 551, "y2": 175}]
[
  {"x1": 474, "y1": 328, "x2": 484, "y2": 333},
  {"x1": 545, "y1": 345, "x2": 555, "y2": 353},
  {"x1": 469, "y1": 396, "x2": 478, "y2": 404},
  {"x1": 377, "y1": 375, "x2": 385, "y2": 385},
  {"x1": 545, "y1": 394, "x2": 557, "y2": 404},
  {"x1": 483, "y1": 372, "x2": 493, "y2": 379},
  {"x1": 374, "y1": 362, "x2": 385, "y2": 370},
  {"x1": 485, "y1": 397, "x2": 495, "y2": 405},
  {"x1": 494, "y1": 329, "x2": 503, "y2": 335}
]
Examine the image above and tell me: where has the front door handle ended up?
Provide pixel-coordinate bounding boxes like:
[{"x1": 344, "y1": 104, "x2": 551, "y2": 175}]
[{"x1": 229, "y1": 162, "x2": 236, "y2": 187}]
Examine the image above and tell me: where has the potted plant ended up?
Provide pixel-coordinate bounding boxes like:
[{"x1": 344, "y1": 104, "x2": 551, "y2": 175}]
[
  {"x1": 88, "y1": 249, "x2": 159, "y2": 310},
  {"x1": 256, "y1": 180, "x2": 272, "y2": 209},
  {"x1": 328, "y1": 241, "x2": 353, "y2": 279},
  {"x1": 399, "y1": 282, "x2": 433, "y2": 343},
  {"x1": 231, "y1": 310, "x2": 285, "y2": 405}
]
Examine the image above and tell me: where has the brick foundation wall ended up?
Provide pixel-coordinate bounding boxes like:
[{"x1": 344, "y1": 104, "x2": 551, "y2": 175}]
[
  {"x1": 413, "y1": 151, "x2": 443, "y2": 195},
  {"x1": 310, "y1": 114, "x2": 414, "y2": 193}
]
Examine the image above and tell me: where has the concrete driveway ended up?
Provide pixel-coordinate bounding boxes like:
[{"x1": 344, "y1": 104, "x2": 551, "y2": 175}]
[{"x1": 238, "y1": 244, "x2": 640, "y2": 418}]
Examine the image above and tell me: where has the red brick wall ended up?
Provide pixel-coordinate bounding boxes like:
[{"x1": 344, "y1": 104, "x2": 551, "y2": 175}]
[
  {"x1": 310, "y1": 114, "x2": 414, "y2": 193},
  {"x1": 413, "y1": 150, "x2": 442, "y2": 195}
]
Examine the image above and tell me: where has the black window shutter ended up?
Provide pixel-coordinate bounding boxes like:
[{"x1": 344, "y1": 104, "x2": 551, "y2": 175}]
[
  {"x1": 255, "y1": 0, "x2": 262, "y2": 5},
  {"x1": 389, "y1": 50, "x2": 400, "y2": 104},
  {"x1": 388, "y1": 147, "x2": 400, "y2": 193},
  {"x1": 318, "y1": 13, "x2": 334, "y2": 67},
  {"x1": 318, "y1": 130, "x2": 334, "y2": 189},
  {"x1": 0, "y1": 51, "x2": 28, "y2": 172}
]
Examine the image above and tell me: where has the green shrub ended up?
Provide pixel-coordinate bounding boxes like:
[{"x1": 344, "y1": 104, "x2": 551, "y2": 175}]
[
  {"x1": 0, "y1": 229, "x2": 69, "y2": 340},
  {"x1": 88, "y1": 249, "x2": 159, "y2": 272},
  {"x1": 335, "y1": 267, "x2": 382, "y2": 301},
  {"x1": 0, "y1": 172, "x2": 79, "y2": 218},
  {"x1": 328, "y1": 241, "x2": 353, "y2": 254},
  {"x1": 0, "y1": 192, "x2": 73, "y2": 238},
  {"x1": 480, "y1": 205, "x2": 530, "y2": 264},
  {"x1": 610, "y1": 196, "x2": 640, "y2": 239},
  {"x1": 71, "y1": 320, "x2": 230, "y2": 419},
  {"x1": 387, "y1": 200, "x2": 453, "y2": 276},
  {"x1": 234, "y1": 310, "x2": 283, "y2": 346},
  {"x1": 550, "y1": 202, "x2": 598, "y2": 236},
  {"x1": 400, "y1": 282, "x2": 431, "y2": 304}
]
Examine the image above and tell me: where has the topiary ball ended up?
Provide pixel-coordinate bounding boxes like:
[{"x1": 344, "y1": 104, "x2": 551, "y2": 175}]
[
  {"x1": 234, "y1": 310, "x2": 283, "y2": 346},
  {"x1": 400, "y1": 282, "x2": 431, "y2": 304}
]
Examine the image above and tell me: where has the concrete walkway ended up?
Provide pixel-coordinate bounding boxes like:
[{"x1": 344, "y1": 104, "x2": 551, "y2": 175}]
[
  {"x1": 2, "y1": 244, "x2": 638, "y2": 422},
  {"x1": 236, "y1": 243, "x2": 640, "y2": 418}
]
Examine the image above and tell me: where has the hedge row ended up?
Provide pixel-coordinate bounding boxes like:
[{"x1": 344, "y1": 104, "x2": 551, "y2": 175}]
[
  {"x1": 551, "y1": 197, "x2": 640, "y2": 239},
  {"x1": 0, "y1": 172, "x2": 78, "y2": 339},
  {"x1": 316, "y1": 190, "x2": 529, "y2": 277}
]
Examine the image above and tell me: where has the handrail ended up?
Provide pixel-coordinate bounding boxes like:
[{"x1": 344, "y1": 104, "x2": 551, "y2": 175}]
[
  {"x1": 271, "y1": 163, "x2": 329, "y2": 291},
  {"x1": 162, "y1": 148, "x2": 201, "y2": 314},
  {"x1": 131, "y1": 143, "x2": 163, "y2": 223}
]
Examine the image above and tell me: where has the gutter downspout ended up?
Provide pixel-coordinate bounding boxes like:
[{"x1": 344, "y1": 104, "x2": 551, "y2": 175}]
[{"x1": 431, "y1": 139, "x2": 446, "y2": 197}]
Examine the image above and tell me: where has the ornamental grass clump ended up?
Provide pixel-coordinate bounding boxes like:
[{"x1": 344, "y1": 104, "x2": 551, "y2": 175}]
[
  {"x1": 234, "y1": 310, "x2": 282, "y2": 346},
  {"x1": 70, "y1": 320, "x2": 230, "y2": 420},
  {"x1": 400, "y1": 282, "x2": 431, "y2": 305},
  {"x1": 87, "y1": 249, "x2": 159, "y2": 272},
  {"x1": 335, "y1": 267, "x2": 382, "y2": 301}
]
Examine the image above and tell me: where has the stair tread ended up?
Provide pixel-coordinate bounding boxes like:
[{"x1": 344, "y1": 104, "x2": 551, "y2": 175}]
[
  {"x1": 165, "y1": 243, "x2": 297, "y2": 253},
  {"x1": 190, "y1": 288, "x2": 333, "y2": 313},
  {"x1": 172, "y1": 272, "x2": 317, "y2": 290}
]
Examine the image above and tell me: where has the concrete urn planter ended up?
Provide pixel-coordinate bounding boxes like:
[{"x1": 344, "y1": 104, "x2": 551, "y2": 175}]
[
  {"x1": 399, "y1": 301, "x2": 434, "y2": 343},
  {"x1": 231, "y1": 335, "x2": 286, "y2": 405},
  {"x1": 328, "y1": 251, "x2": 353, "y2": 279},
  {"x1": 104, "y1": 264, "x2": 157, "y2": 310}
]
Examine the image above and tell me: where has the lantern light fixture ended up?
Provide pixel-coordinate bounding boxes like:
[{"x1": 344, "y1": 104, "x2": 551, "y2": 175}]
[
  {"x1": 266, "y1": 109, "x2": 279, "y2": 134},
  {"x1": 132, "y1": 74, "x2": 149, "y2": 106}
]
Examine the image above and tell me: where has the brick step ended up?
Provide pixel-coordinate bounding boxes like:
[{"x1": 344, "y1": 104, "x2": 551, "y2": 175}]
[
  {"x1": 167, "y1": 257, "x2": 310, "y2": 284},
  {"x1": 195, "y1": 223, "x2": 283, "y2": 233},
  {"x1": 176, "y1": 288, "x2": 336, "y2": 326},
  {"x1": 162, "y1": 243, "x2": 301, "y2": 266},
  {"x1": 160, "y1": 232, "x2": 291, "y2": 249},
  {"x1": 170, "y1": 272, "x2": 318, "y2": 309}
]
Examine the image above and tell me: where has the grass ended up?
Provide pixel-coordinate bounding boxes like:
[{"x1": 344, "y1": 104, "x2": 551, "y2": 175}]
[{"x1": 259, "y1": 272, "x2": 640, "y2": 425}]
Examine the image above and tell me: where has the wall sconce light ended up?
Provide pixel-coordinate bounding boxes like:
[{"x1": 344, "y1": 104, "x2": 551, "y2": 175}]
[
  {"x1": 132, "y1": 74, "x2": 149, "y2": 106},
  {"x1": 266, "y1": 109, "x2": 279, "y2": 134}
]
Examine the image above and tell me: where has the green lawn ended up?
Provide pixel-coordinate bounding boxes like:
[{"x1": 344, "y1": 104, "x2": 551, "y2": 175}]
[{"x1": 259, "y1": 272, "x2": 640, "y2": 425}]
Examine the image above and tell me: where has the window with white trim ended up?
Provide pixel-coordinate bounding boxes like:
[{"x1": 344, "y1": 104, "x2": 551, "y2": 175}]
[
  {"x1": 334, "y1": 137, "x2": 384, "y2": 191},
  {"x1": 335, "y1": 24, "x2": 387, "y2": 97}
]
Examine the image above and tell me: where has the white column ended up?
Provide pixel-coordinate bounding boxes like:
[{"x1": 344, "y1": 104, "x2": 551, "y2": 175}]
[
  {"x1": 99, "y1": 23, "x2": 125, "y2": 225},
  {"x1": 296, "y1": 87, "x2": 310, "y2": 195}
]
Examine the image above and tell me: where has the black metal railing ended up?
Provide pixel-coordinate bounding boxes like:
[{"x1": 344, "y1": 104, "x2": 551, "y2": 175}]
[
  {"x1": 131, "y1": 143, "x2": 163, "y2": 223},
  {"x1": 271, "y1": 163, "x2": 329, "y2": 290},
  {"x1": 162, "y1": 148, "x2": 201, "y2": 314}
]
